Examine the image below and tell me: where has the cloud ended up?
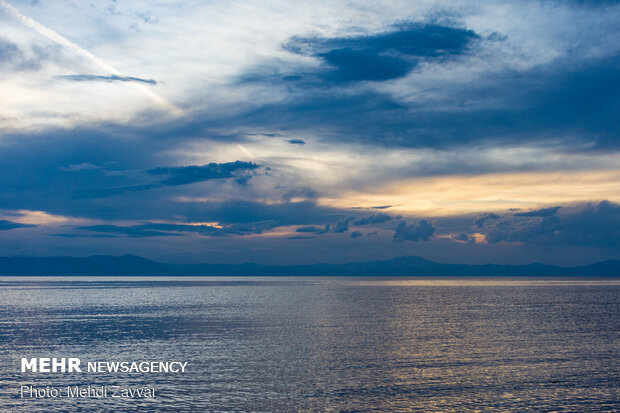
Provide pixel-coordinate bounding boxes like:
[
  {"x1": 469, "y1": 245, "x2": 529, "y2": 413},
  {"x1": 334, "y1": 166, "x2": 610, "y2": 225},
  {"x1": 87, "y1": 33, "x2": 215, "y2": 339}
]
[
  {"x1": 76, "y1": 184, "x2": 163, "y2": 198},
  {"x1": 294, "y1": 219, "x2": 350, "y2": 234},
  {"x1": 485, "y1": 215, "x2": 559, "y2": 244},
  {"x1": 280, "y1": 186, "x2": 318, "y2": 202},
  {"x1": 77, "y1": 161, "x2": 260, "y2": 198},
  {"x1": 74, "y1": 224, "x2": 183, "y2": 238},
  {"x1": 292, "y1": 213, "x2": 395, "y2": 236},
  {"x1": 483, "y1": 201, "x2": 619, "y2": 247},
  {"x1": 287, "y1": 235, "x2": 317, "y2": 240},
  {"x1": 474, "y1": 212, "x2": 502, "y2": 228},
  {"x1": 514, "y1": 206, "x2": 561, "y2": 217},
  {"x1": 0, "y1": 37, "x2": 50, "y2": 71},
  {"x1": 284, "y1": 23, "x2": 479, "y2": 83},
  {"x1": 319, "y1": 48, "x2": 412, "y2": 83},
  {"x1": 57, "y1": 74, "x2": 157, "y2": 85},
  {"x1": 454, "y1": 232, "x2": 469, "y2": 241},
  {"x1": 75, "y1": 220, "x2": 278, "y2": 238},
  {"x1": 147, "y1": 161, "x2": 260, "y2": 186},
  {"x1": 0, "y1": 0, "x2": 180, "y2": 114},
  {"x1": 330, "y1": 218, "x2": 349, "y2": 233},
  {"x1": 1, "y1": 1, "x2": 619, "y2": 266},
  {"x1": 453, "y1": 232, "x2": 475, "y2": 243},
  {"x1": 181, "y1": 200, "x2": 348, "y2": 227},
  {"x1": 350, "y1": 230, "x2": 362, "y2": 238},
  {"x1": 287, "y1": 139, "x2": 305, "y2": 145},
  {"x1": 0, "y1": 219, "x2": 36, "y2": 230},
  {"x1": 0, "y1": 38, "x2": 19, "y2": 65},
  {"x1": 59, "y1": 162, "x2": 102, "y2": 172},
  {"x1": 142, "y1": 221, "x2": 278, "y2": 236},
  {"x1": 393, "y1": 220, "x2": 435, "y2": 242},
  {"x1": 232, "y1": 10, "x2": 620, "y2": 153},
  {"x1": 51, "y1": 233, "x2": 118, "y2": 238},
  {"x1": 552, "y1": 201, "x2": 620, "y2": 247},
  {"x1": 246, "y1": 53, "x2": 620, "y2": 151},
  {"x1": 353, "y1": 213, "x2": 392, "y2": 225},
  {"x1": 296, "y1": 225, "x2": 329, "y2": 234},
  {"x1": 562, "y1": 0, "x2": 620, "y2": 6}
]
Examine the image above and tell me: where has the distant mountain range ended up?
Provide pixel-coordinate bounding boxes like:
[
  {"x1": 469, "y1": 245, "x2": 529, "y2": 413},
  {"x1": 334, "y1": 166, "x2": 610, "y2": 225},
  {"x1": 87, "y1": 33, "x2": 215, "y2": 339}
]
[{"x1": 0, "y1": 254, "x2": 618, "y2": 276}]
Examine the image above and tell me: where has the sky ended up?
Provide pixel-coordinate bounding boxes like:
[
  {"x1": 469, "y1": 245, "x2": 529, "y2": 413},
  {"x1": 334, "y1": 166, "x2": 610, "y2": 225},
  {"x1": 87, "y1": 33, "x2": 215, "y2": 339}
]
[{"x1": 0, "y1": 0, "x2": 619, "y2": 266}]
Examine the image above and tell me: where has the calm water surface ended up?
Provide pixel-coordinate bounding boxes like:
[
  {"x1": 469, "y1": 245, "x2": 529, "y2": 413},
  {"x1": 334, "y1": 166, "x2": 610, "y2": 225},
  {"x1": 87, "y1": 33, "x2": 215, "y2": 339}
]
[{"x1": 0, "y1": 277, "x2": 618, "y2": 412}]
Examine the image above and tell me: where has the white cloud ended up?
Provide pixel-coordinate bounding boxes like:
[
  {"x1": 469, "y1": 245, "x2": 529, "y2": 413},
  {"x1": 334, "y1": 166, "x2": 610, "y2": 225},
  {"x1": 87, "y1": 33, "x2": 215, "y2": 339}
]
[{"x1": 2, "y1": 0, "x2": 618, "y2": 132}]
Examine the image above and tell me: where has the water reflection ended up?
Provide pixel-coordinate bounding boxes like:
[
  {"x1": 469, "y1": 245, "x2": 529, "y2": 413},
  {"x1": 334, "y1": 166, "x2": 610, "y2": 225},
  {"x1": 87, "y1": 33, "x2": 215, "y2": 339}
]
[{"x1": 0, "y1": 278, "x2": 617, "y2": 411}]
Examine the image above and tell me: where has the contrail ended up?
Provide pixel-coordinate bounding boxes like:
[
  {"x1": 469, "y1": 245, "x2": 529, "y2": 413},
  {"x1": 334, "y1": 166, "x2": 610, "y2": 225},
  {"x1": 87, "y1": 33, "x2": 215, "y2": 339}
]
[
  {"x1": 0, "y1": 1, "x2": 182, "y2": 116},
  {"x1": 237, "y1": 144, "x2": 255, "y2": 158}
]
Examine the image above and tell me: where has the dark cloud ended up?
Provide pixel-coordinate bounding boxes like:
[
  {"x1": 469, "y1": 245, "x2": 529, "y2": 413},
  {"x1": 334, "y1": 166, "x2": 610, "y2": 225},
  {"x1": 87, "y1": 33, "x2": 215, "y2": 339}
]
[
  {"x1": 285, "y1": 23, "x2": 479, "y2": 83},
  {"x1": 453, "y1": 232, "x2": 474, "y2": 243},
  {"x1": 296, "y1": 225, "x2": 329, "y2": 234},
  {"x1": 75, "y1": 221, "x2": 278, "y2": 238},
  {"x1": 319, "y1": 48, "x2": 413, "y2": 83},
  {"x1": 330, "y1": 218, "x2": 350, "y2": 233},
  {"x1": 293, "y1": 214, "x2": 394, "y2": 236},
  {"x1": 288, "y1": 23, "x2": 478, "y2": 58},
  {"x1": 483, "y1": 201, "x2": 619, "y2": 247},
  {"x1": 287, "y1": 139, "x2": 305, "y2": 145},
  {"x1": 295, "y1": 219, "x2": 351, "y2": 235},
  {"x1": 57, "y1": 74, "x2": 157, "y2": 85},
  {"x1": 485, "y1": 216, "x2": 560, "y2": 244},
  {"x1": 0, "y1": 126, "x2": 343, "y2": 225},
  {"x1": 51, "y1": 233, "x2": 118, "y2": 238},
  {"x1": 75, "y1": 225, "x2": 182, "y2": 238},
  {"x1": 552, "y1": 201, "x2": 620, "y2": 247},
  {"x1": 353, "y1": 213, "x2": 392, "y2": 225},
  {"x1": 76, "y1": 183, "x2": 162, "y2": 198},
  {"x1": 280, "y1": 186, "x2": 318, "y2": 202},
  {"x1": 0, "y1": 124, "x2": 169, "y2": 212},
  {"x1": 475, "y1": 213, "x2": 501, "y2": 228},
  {"x1": 183, "y1": 200, "x2": 348, "y2": 227},
  {"x1": 147, "y1": 161, "x2": 260, "y2": 186},
  {"x1": 393, "y1": 220, "x2": 435, "y2": 242},
  {"x1": 0, "y1": 220, "x2": 36, "y2": 230},
  {"x1": 350, "y1": 230, "x2": 362, "y2": 238},
  {"x1": 76, "y1": 161, "x2": 260, "y2": 198},
  {"x1": 142, "y1": 221, "x2": 278, "y2": 236},
  {"x1": 236, "y1": 47, "x2": 620, "y2": 151},
  {"x1": 514, "y1": 206, "x2": 561, "y2": 217}
]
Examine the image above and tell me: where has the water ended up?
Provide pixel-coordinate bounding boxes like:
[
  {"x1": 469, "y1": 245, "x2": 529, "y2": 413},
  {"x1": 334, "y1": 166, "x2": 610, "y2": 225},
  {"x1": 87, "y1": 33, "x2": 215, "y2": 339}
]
[{"x1": 0, "y1": 277, "x2": 618, "y2": 412}]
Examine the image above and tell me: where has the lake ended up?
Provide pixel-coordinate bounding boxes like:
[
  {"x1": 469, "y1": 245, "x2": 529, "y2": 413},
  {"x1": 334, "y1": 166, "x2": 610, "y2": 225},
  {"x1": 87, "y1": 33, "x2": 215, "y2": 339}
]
[{"x1": 0, "y1": 277, "x2": 618, "y2": 412}]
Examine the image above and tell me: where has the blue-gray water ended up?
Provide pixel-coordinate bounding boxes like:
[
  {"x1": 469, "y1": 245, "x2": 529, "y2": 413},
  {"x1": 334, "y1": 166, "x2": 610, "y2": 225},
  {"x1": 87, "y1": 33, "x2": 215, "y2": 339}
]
[{"x1": 0, "y1": 277, "x2": 618, "y2": 412}]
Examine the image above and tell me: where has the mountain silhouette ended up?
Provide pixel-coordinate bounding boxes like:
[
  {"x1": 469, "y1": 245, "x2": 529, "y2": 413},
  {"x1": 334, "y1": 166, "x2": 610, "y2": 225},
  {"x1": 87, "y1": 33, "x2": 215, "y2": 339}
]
[{"x1": 0, "y1": 254, "x2": 618, "y2": 276}]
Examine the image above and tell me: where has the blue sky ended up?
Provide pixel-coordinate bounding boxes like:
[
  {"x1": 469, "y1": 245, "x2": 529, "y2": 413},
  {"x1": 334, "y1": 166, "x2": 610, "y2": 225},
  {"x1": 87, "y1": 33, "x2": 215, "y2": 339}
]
[{"x1": 0, "y1": 0, "x2": 619, "y2": 265}]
